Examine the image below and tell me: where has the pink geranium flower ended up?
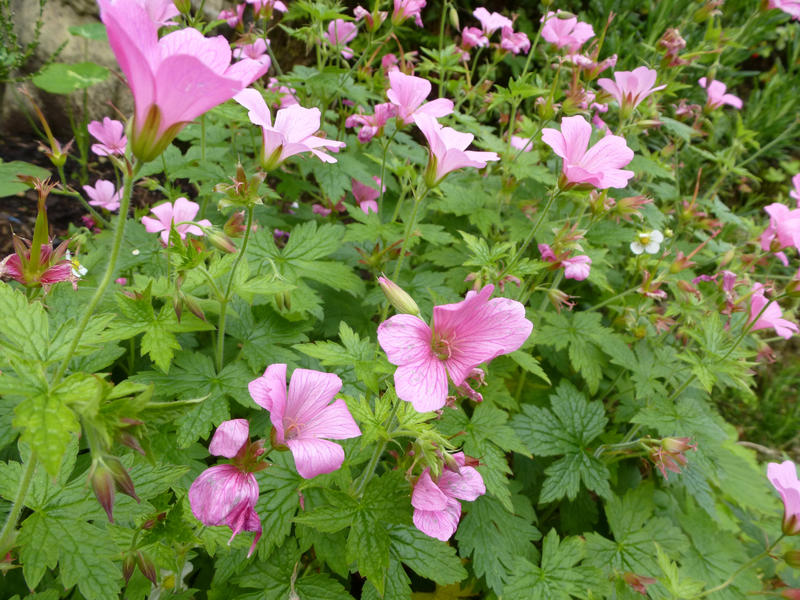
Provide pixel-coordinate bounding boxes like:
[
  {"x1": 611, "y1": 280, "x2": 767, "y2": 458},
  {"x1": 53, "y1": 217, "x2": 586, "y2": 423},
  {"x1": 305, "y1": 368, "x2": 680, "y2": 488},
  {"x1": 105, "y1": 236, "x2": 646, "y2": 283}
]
[
  {"x1": 247, "y1": 0, "x2": 288, "y2": 18},
  {"x1": 749, "y1": 284, "x2": 798, "y2": 339},
  {"x1": 88, "y1": 117, "x2": 127, "y2": 156},
  {"x1": 393, "y1": 0, "x2": 426, "y2": 27},
  {"x1": 326, "y1": 19, "x2": 358, "y2": 59},
  {"x1": 768, "y1": 0, "x2": 800, "y2": 20},
  {"x1": 141, "y1": 197, "x2": 212, "y2": 245},
  {"x1": 83, "y1": 180, "x2": 121, "y2": 211},
  {"x1": 345, "y1": 102, "x2": 397, "y2": 143},
  {"x1": 698, "y1": 77, "x2": 742, "y2": 110},
  {"x1": 759, "y1": 203, "x2": 800, "y2": 258},
  {"x1": 510, "y1": 135, "x2": 533, "y2": 152},
  {"x1": 235, "y1": 88, "x2": 345, "y2": 170},
  {"x1": 266, "y1": 77, "x2": 299, "y2": 108},
  {"x1": 99, "y1": 0, "x2": 268, "y2": 162},
  {"x1": 352, "y1": 177, "x2": 383, "y2": 213},
  {"x1": 462, "y1": 26, "x2": 489, "y2": 49},
  {"x1": 500, "y1": 27, "x2": 530, "y2": 55},
  {"x1": 790, "y1": 174, "x2": 800, "y2": 206},
  {"x1": 219, "y1": 4, "x2": 246, "y2": 28},
  {"x1": 412, "y1": 453, "x2": 485, "y2": 541},
  {"x1": 248, "y1": 364, "x2": 361, "y2": 479},
  {"x1": 542, "y1": 115, "x2": 634, "y2": 189},
  {"x1": 414, "y1": 113, "x2": 499, "y2": 186},
  {"x1": 598, "y1": 66, "x2": 666, "y2": 114},
  {"x1": 387, "y1": 71, "x2": 454, "y2": 125},
  {"x1": 768, "y1": 460, "x2": 800, "y2": 535},
  {"x1": 234, "y1": 38, "x2": 272, "y2": 68},
  {"x1": 135, "y1": 0, "x2": 179, "y2": 26},
  {"x1": 189, "y1": 419, "x2": 264, "y2": 557},
  {"x1": 354, "y1": 5, "x2": 387, "y2": 29},
  {"x1": 472, "y1": 7, "x2": 512, "y2": 35},
  {"x1": 562, "y1": 255, "x2": 592, "y2": 280},
  {"x1": 377, "y1": 284, "x2": 532, "y2": 412},
  {"x1": 541, "y1": 11, "x2": 595, "y2": 53},
  {"x1": 1, "y1": 243, "x2": 73, "y2": 288}
]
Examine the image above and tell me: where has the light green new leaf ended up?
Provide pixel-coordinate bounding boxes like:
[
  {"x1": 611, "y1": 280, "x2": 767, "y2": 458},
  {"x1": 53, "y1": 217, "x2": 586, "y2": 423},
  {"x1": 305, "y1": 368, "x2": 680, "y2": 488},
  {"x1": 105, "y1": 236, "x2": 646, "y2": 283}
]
[{"x1": 14, "y1": 392, "x2": 79, "y2": 477}]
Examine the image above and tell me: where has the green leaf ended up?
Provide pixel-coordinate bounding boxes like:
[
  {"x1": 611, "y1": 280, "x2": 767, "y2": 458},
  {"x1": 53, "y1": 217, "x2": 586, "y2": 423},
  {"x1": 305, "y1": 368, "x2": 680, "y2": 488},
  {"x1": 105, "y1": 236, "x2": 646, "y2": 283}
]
[
  {"x1": 361, "y1": 560, "x2": 411, "y2": 600},
  {"x1": 346, "y1": 510, "x2": 391, "y2": 594},
  {"x1": 17, "y1": 512, "x2": 59, "y2": 589},
  {"x1": 387, "y1": 524, "x2": 467, "y2": 585},
  {"x1": 233, "y1": 538, "x2": 301, "y2": 600},
  {"x1": 455, "y1": 494, "x2": 541, "y2": 594},
  {"x1": 294, "y1": 491, "x2": 359, "y2": 533},
  {"x1": 0, "y1": 282, "x2": 49, "y2": 361},
  {"x1": 32, "y1": 62, "x2": 109, "y2": 94},
  {"x1": 254, "y1": 457, "x2": 302, "y2": 554},
  {"x1": 0, "y1": 161, "x2": 51, "y2": 198},
  {"x1": 509, "y1": 350, "x2": 550, "y2": 384},
  {"x1": 68, "y1": 23, "x2": 107, "y2": 40},
  {"x1": 295, "y1": 574, "x2": 354, "y2": 600},
  {"x1": 14, "y1": 392, "x2": 79, "y2": 477},
  {"x1": 175, "y1": 394, "x2": 229, "y2": 448},
  {"x1": 505, "y1": 529, "x2": 608, "y2": 600}
]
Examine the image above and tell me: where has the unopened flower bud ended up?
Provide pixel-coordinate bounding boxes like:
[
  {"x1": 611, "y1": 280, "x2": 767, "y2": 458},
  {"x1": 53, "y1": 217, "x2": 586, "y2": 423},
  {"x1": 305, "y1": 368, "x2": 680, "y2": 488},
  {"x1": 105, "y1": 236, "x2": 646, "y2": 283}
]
[
  {"x1": 136, "y1": 551, "x2": 158, "y2": 585},
  {"x1": 443, "y1": 453, "x2": 461, "y2": 473},
  {"x1": 122, "y1": 553, "x2": 136, "y2": 583},
  {"x1": 90, "y1": 459, "x2": 116, "y2": 522},
  {"x1": 106, "y1": 456, "x2": 139, "y2": 503},
  {"x1": 173, "y1": 0, "x2": 191, "y2": 14},
  {"x1": 378, "y1": 275, "x2": 420, "y2": 316},
  {"x1": 661, "y1": 437, "x2": 695, "y2": 453},
  {"x1": 785, "y1": 550, "x2": 800, "y2": 569},
  {"x1": 224, "y1": 211, "x2": 246, "y2": 238},
  {"x1": 449, "y1": 6, "x2": 460, "y2": 30}
]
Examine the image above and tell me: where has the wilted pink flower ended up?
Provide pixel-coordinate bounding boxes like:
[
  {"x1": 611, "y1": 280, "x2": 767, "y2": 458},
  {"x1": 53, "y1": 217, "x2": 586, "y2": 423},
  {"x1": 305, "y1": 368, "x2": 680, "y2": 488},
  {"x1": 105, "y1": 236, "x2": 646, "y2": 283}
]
[
  {"x1": 790, "y1": 174, "x2": 800, "y2": 206},
  {"x1": 393, "y1": 0, "x2": 426, "y2": 27},
  {"x1": 235, "y1": 88, "x2": 345, "y2": 170},
  {"x1": 462, "y1": 26, "x2": 489, "y2": 49},
  {"x1": 698, "y1": 77, "x2": 742, "y2": 110},
  {"x1": 135, "y1": 0, "x2": 179, "y2": 26},
  {"x1": 377, "y1": 284, "x2": 532, "y2": 412},
  {"x1": 326, "y1": 19, "x2": 358, "y2": 59},
  {"x1": 500, "y1": 27, "x2": 530, "y2": 54},
  {"x1": 768, "y1": 460, "x2": 800, "y2": 535},
  {"x1": 598, "y1": 66, "x2": 666, "y2": 114},
  {"x1": 234, "y1": 38, "x2": 272, "y2": 68},
  {"x1": 472, "y1": 7, "x2": 512, "y2": 34},
  {"x1": 189, "y1": 419, "x2": 263, "y2": 557},
  {"x1": 749, "y1": 283, "x2": 798, "y2": 339},
  {"x1": 760, "y1": 203, "x2": 800, "y2": 256},
  {"x1": 345, "y1": 102, "x2": 397, "y2": 143},
  {"x1": 83, "y1": 180, "x2": 121, "y2": 211},
  {"x1": 768, "y1": 0, "x2": 800, "y2": 20},
  {"x1": 248, "y1": 364, "x2": 361, "y2": 479},
  {"x1": 567, "y1": 52, "x2": 617, "y2": 78},
  {"x1": 99, "y1": 0, "x2": 268, "y2": 162},
  {"x1": 88, "y1": 117, "x2": 127, "y2": 156},
  {"x1": 219, "y1": 4, "x2": 246, "y2": 28},
  {"x1": 412, "y1": 453, "x2": 485, "y2": 541},
  {"x1": 541, "y1": 11, "x2": 594, "y2": 53},
  {"x1": 352, "y1": 177, "x2": 383, "y2": 213},
  {"x1": 414, "y1": 114, "x2": 499, "y2": 186},
  {"x1": 562, "y1": 255, "x2": 591, "y2": 280},
  {"x1": 542, "y1": 115, "x2": 634, "y2": 189},
  {"x1": 649, "y1": 437, "x2": 696, "y2": 479},
  {"x1": 141, "y1": 197, "x2": 212, "y2": 245},
  {"x1": 387, "y1": 71, "x2": 454, "y2": 125}
]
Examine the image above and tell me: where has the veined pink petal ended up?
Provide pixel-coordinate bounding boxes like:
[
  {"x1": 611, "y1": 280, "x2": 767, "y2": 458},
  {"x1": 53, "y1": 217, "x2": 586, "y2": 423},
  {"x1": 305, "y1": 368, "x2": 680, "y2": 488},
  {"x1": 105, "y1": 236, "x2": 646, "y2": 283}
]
[
  {"x1": 413, "y1": 497, "x2": 461, "y2": 541},
  {"x1": 208, "y1": 419, "x2": 249, "y2": 458},
  {"x1": 557, "y1": 115, "x2": 592, "y2": 164},
  {"x1": 414, "y1": 97, "x2": 456, "y2": 120},
  {"x1": 234, "y1": 88, "x2": 273, "y2": 128},
  {"x1": 286, "y1": 437, "x2": 346, "y2": 479},
  {"x1": 285, "y1": 368, "x2": 343, "y2": 432},
  {"x1": 437, "y1": 465, "x2": 485, "y2": 502},
  {"x1": 472, "y1": 7, "x2": 512, "y2": 34},
  {"x1": 248, "y1": 363, "x2": 288, "y2": 440},
  {"x1": 300, "y1": 398, "x2": 361, "y2": 440},
  {"x1": 377, "y1": 313, "x2": 433, "y2": 366},
  {"x1": 225, "y1": 501, "x2": 262, "y2": 557},
  {"x1": 411, "y1": 469, "x2": 449, "y2": 511},
  {"x1": 768, "y1": 460, "x2": 800, "y2": 535},
  {"x1": 189, "y1": 464, "x2": 259, "y2": 527},
  {"x1": 172, "y1": 196, "x2": 200, "y2": 224},
  {"x1": 394, "y1": 359, "x2": 449, "y2": 412}
]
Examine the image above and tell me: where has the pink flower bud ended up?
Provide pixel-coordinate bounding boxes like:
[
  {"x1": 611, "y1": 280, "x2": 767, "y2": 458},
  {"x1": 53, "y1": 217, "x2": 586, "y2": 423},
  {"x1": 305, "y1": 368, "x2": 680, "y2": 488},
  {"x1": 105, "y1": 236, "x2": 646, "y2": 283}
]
[{"x1": 378, "y1": 275, "x2": 420, "y2": 315}]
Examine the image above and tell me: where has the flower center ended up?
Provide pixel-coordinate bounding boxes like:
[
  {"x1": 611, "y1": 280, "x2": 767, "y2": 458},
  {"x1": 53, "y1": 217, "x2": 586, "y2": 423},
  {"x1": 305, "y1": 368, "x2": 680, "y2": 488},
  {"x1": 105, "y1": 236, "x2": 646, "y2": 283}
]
[
  {"x1": 285, "y1": 421, "x2": 301, "y2": 441},
  {"x1": 637, "y1": 232, "x2": 652, "y2": 245},
  {"x1": 432, "y1": 335, "x2": 452, "y2": 361}
]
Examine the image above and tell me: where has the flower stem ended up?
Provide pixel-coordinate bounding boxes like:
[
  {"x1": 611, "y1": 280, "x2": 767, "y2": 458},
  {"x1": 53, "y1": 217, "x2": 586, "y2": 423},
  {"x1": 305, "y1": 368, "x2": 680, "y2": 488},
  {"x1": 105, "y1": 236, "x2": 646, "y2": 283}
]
[
  {"x1": 501, "y1": 186, "x2": 560, "y2": 278},
  {"x1": 0, "y1": 453, "x2": 37, "y2": 557},
  {"x1": 391, "y1": 186, "x2": 428, "y2": 279},
  {"x1": 697, "y1": 533, "x2": 785, "y2": 598},
  {"x1": 353, "y1": 399, "x2": 399, "y2": 496},
  {"x1": 52, "y1": 162, "x2": 141, "y2": 385},
  {"x1": 215, "y1": 204, "x2": 255, "y2": 372}
]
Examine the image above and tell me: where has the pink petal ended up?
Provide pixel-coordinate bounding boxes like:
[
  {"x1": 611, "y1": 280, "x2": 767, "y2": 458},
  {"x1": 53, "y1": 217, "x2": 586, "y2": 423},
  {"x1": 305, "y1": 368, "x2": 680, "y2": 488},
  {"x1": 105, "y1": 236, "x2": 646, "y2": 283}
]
[
  {"x1": 208, "y1": 419, "x2": 250, "y2": 458},
  {"x1": 415, "y1": 98, "x2": 455, "y2": 120},
  {"x1": 248, "y1": 363, "x2": 288, "y2": 441},
  {"x1": 377, "y1": 314, "x2": 433, "y2": 366},
  {"x1": 411, "y1": 469, "x2": 448, "y2": 511},
  {"x1": 171, "y1": 196, "x2": 201, "y2": 224},
  {"x1": 235, "y1": 88, "x2": 273, "y2": 128},
  {"x1": 394, "y1": 359, "x2": 449, "y2": 412},
  {"x1": 189, "y1": 464, "x2": 259, "y2": 526},
  {"x1": 301, "y1": 398, "x2": 361, "y2": 440},
  {"x1": 286, "y1": 437, "x2": 345, "y2": 479},
  {"x1": 286, "y1": 368, "x2": 343, "y2": 431},
  {"x1": 412, "y1": 497, "x2": 461, "y2": 541},
  {"x1": 438, "y1": 466, "x2": 485, "y2": 501},
  {"x1": 141, "y1": 215, "x2": 167, "y2": 233}
]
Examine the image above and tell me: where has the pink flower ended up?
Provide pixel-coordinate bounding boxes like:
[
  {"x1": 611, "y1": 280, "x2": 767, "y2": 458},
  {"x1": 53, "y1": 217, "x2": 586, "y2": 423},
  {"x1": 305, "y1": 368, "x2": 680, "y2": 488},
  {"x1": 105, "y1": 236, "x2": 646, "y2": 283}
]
[
  {"x1": 412, "y1": 453, "x2": 486, "y2": 541},
  {"x1": 354, "y1": 5, "x2": 387, "y2": 28},
  {"x1": 141, "y1": 197, "x2": 212, "y2": 245},
  {"x1": 235, "y1": 88, "x2": 345, "y2": 170},
  {"x1": 326, "y1": 19, "x2": 358, "y2": 59},
  {"x1": 1, "y1": 243, "x2": 73, "y2": 288},
  {"x1": 462, "y1": 26, "x2": 488, "y2": 49},
  {"x1": 768, "y1": 460, "x2": 800, "y2": 535},
  {"x1": 414, "y1": 113, "x2": 499, "y2": 186},
  {"x1": 500, "y1": 27, "x2": 530, "y2": 55},
  {"x1": 377, "y1": 284, "x2": 532, "y2": 412},
  {"x1": 234, "y1": 38, "x2": 272, "y2": 68},
  {"x1": 562, "y1": 255, "x2": 592, "y2": 280},
  {"x1": 749, "y1": 284, "x2": 798, "y2": 339},
  {"x1": 538, "y1": 243, "x2": 557, "y2": 262},
  {"x1": 472, "y1": 7, "x2": 512, "y2": 34},
  {"x1": 541, "y1": 11, "x2": 595, "y2": 53},
  {"x1": 116, "y1": 277, "x2": 128, "y2": 285},
  {"x1": 387, "y1": 71, "x2": 454, "y2": 125},
  {"x1": 219, "y1": 4, "x2": 246, "y2": 28},
  {"x1": 135, "y1": 0, "x2": 179, "y2": 26},
  {"x1": 541, "y1": 115, "x2": 634, "y2": 189},
  {"x1": 698, "y1": 77, "x2": 742, "y2": 110},
  {"x1": 790, "y1": 174, "x2": 800, "y2": 207},
  {"x1": 567, "y1": 53, "x2": 617, "y2": 78},
  {"x1": 248, "y1": 364, "x2": 361, "y2": 479},
  {"x1": 510, "y1": 135, "x2": 533, "y2": 152},
  {"x1": 99, "y1": 0, "x2": 269, "y2": 162},
  {"x1": 189, "y1": 419, "x2": 263, "y2": 557},
  {"x1": 598, "y1": 66, "x2": 666, "y2": 114},
  {"x1": 345, "y1": 102, "x2": 397, "y2": 143},
  {"x1": 768, "y1": 0, "x2": 800, "y2": 20},
  {"x1": 83, "y1": 180, "x2": 121, "y2": 211},
  {"x1": 759, "y1": 203, "x2": 800, "y2": 254},
  {"x1": 247, "y1": 0, "x2": 288, "y2": 17},
  {"x1": 352, "y1": 177, "x2": 383, "y2": 213},
  {"x1": 266, "y1": 77, "x2": 299, "y2": 108},
  {"x1": 88, "y1": 117, "x2": 127, "y2": 156},
  {"x1": 381, "y1": 53, "x2": 400, "y2": 73},
  {"x1": 393, "y1": 0, "x2": 426, "y2": 27}
]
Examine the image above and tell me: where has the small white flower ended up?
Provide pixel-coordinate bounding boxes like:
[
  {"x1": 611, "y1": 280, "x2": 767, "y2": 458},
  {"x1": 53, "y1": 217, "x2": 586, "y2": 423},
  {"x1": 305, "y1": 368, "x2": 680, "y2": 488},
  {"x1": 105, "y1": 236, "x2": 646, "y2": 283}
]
[
  {"x1": 630, "y1": 230, "x2": 664, "y2": 255},
  {"x1": 65, "y1": 250, "x2": 88, "y2": 278},
  {"x1": 131, "y1": 249, "x2": 140, "y2": 256}
]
